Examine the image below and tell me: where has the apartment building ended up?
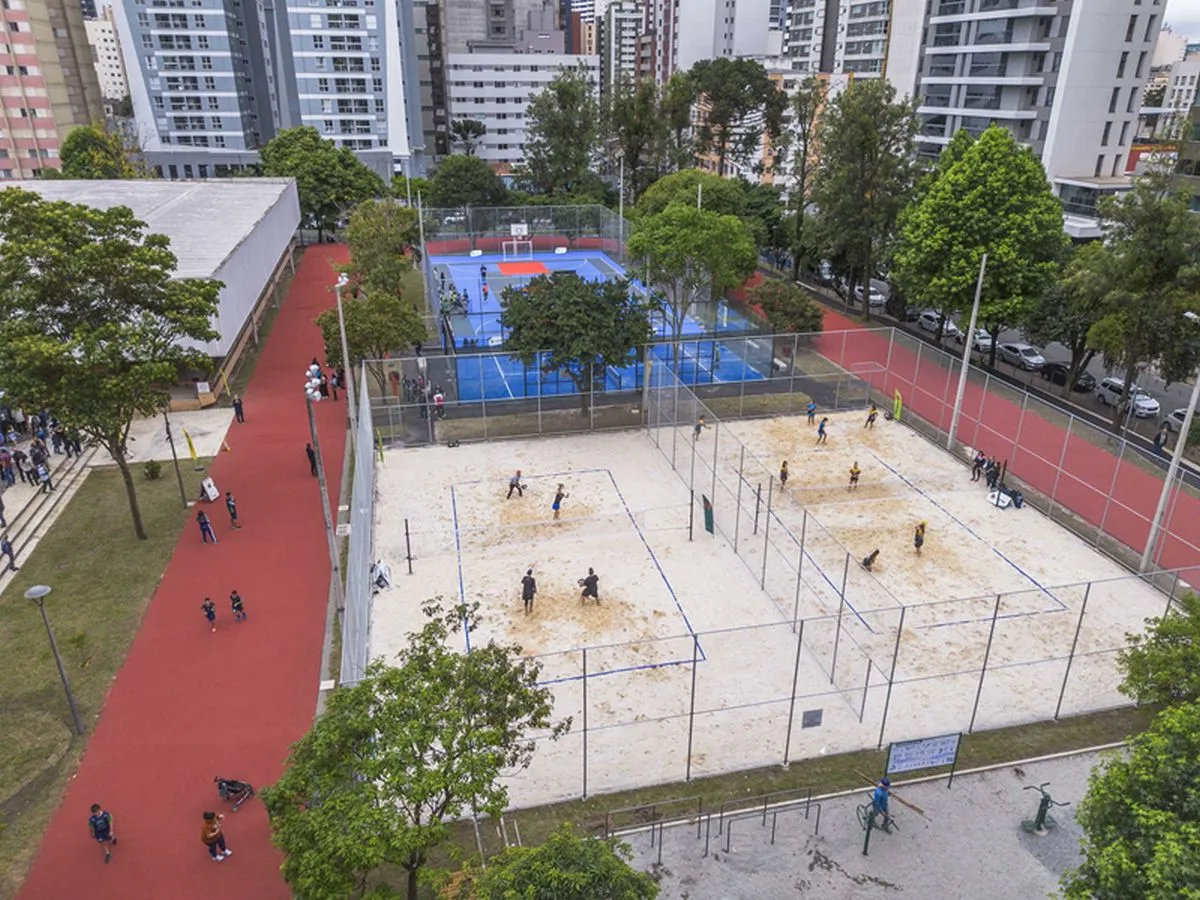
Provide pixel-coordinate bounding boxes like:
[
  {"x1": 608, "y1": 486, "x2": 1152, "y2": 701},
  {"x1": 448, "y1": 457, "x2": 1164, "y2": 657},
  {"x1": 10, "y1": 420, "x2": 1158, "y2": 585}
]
[
  {"x1": 0, "y1": 0, "x2": 104, "y2": 179},
  {"x1": 446, "y1": 5, "x2": 598, "y2": 171},
  {"x1": 1163, "y1": 50, "x2": 1200, "y2": 115},
  {"x1": 85, "y1": 5, "x2": 128, "y2": 102},
  {"x1": 782, "y1": 0, "x2": 894, "y2": 77},
  {"x1": 637, "y1": 0, "x2": 773, "y2": 82},
  {"x1": 442, "y1": 0, "x2": 549, "y2": 53},
  {"x1": 116, "y1": 0, "x2": 426, "y2": 180},
  {"x1": 598, "y1": 0, "x2": 638, "y2": 97}
]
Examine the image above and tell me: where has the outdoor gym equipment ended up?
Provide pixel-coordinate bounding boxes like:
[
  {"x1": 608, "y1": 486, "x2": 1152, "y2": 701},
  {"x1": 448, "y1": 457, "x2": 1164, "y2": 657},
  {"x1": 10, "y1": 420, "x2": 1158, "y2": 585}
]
[{"x1": 1021, "y1": 783, "x2": 1068, "y2": 835}]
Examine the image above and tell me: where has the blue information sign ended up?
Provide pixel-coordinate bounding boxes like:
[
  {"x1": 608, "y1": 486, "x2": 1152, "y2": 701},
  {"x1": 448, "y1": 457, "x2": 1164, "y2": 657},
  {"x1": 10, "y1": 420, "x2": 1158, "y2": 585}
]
[{"x1": 887, "y1": 733, "x2": 961, "y2": 775}]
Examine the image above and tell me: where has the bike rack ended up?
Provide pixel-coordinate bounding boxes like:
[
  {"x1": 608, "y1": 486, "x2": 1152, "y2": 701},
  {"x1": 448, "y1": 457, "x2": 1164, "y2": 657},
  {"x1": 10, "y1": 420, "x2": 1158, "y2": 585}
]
[{"x1": 721, "y1": 799, "x2": 823, "y2": 855}]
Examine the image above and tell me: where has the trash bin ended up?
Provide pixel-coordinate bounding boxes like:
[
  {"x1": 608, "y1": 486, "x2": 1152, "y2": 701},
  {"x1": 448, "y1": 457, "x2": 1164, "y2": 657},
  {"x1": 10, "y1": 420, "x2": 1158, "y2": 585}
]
[{"x1": 1012, "y1": 491, "x2": 1024, "y2": 509}]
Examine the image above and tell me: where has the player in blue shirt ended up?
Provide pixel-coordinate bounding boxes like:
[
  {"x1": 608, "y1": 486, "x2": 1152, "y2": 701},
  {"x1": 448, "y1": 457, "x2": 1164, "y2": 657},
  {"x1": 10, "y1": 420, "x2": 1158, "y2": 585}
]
[
  {"x1": 88, "y1": 803, "x2": 117, "y2": 863},
  {"x1": 872, "y1": 779, "x2": 894, "y2": 832}
]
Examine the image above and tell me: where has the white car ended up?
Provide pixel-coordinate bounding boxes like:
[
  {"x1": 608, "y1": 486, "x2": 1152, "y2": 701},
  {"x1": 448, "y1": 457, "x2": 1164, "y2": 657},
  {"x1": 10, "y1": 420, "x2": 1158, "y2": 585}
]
[
  {"x1": 854, "y1": 284, "x2": 887, "y2": 308},
  {"x1": 917, "y1": 310, "x2": 959, "y2": 337},
  {"x1": 955, "y1": 328, "x2": 994, "y2": 352},
  {"x1": 1160, "y1": 407, "x2": 1192, "y2": 433},
  {"x1": 1096, "y1": 377, "x2": 1161, "y2": 417},
  {"x1": 997, "y1": 342, "x2": 1046, "y2": 370}
]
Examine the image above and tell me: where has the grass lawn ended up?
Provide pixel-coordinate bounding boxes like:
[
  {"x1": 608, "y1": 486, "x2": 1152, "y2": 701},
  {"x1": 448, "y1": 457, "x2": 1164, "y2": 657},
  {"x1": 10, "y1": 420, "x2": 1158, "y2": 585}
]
[{"x1": 0, "y1": 461, "x2": 211, "y2": 898}]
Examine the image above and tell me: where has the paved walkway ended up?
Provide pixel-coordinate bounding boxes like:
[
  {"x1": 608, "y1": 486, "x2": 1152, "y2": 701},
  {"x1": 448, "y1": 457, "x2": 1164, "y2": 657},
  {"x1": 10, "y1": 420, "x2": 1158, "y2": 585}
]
[{"x1": 16, "y1": 245, "x2": 350, "y2": 900}]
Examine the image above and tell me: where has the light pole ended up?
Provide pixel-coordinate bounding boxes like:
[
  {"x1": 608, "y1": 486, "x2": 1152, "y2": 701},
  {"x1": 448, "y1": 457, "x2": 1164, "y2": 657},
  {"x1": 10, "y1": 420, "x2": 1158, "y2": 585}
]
[
  {"x1": 1140, "y1": 310, "x2": 1200, "y2": 572},
  {"x1": 617, "y1": 150, "x2": 625, "y2": 254},
  {"x1": 947, "y1": 253, "x2": 987, "y2": 451},
  {"x1": 335, "y1": 272, "x2": 358, "y2": 440},
  {"x1": 162, "y1": 407, "x2": 189, "y2": 509},
  {"x1": 306, "y1": 366, "x2": 346, "y2": 611},
  {"x1": 25, "y1": 585, "x2": 85, "y2": 736}
]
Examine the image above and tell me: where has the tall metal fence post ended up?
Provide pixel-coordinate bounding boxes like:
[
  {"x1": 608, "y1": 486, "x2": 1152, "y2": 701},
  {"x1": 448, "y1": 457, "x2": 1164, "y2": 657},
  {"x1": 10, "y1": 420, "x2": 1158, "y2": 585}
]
[
  {"x1": 688, "y1": 424, "x2": 698, "y2": 541},
  {"x1": 791, "y1": 509, "x2": 808, "y2": 632},
  {"x1": 885, "y1": 328, "x2": 895, "y2": 383},
  {"x1": 536, "y1": 354, "x2": 543, "y2": 435},
  {"x1": 1011, "y1": 390, "x2": 1030, "y2": 467},
  {"x1": 754, "y1": 483, "x2": 763, "y2": 535},
  {"x1": 733, "y1": 447, "x2": 745, "y2": 553},
  {"x1": 788, "y1": 333, "x2": 798, "y2": 402},
  {"x1": 1054, "y1": 584, "x2": 1090, "y2": 720},
  {"x1": 582, "y1": 647, "x2": 589, "y2": 798},
  {"x1": 710, "y1": 420, "x2": 719, "y2": 514},
  {"x1": 859, "y1": 659, "x2": 871, "y2": 723},
  {"x1": 1096, "y1": 437, "x2": 1126, "y2": 547},
  {"x1": 876, "y1": 606, "x2": 907, "y2": 749},
  {"x1": 1049, "y1": 413, "x2": 1074, "y2": 517},
  {"x1": 782, "y1": 619, "x2": 806, "y2": 765},
  {"x1": 404, "y1": 518, "x2": 413, "y2": 574},
  {"x1": 969, "y1": 594, "x2": 1004, "y2": 733},
  {"x1": 760, "y1": 476, "x2": 775, "y2": 589},
  {"x1": 685, "y1": 634, "x2": 700, "y2": 781},
  {"x1": 829, "y1": 553, "x2": 850, "y2": 683}
]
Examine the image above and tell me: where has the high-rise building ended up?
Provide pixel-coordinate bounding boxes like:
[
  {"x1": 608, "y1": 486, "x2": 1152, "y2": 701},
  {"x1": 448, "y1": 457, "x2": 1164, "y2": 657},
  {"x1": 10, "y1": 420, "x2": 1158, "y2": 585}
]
[
  {"x1": 638, "y1": 0, "x2": 773, "y2": 84},
  {"x1": 79, "y1": 0, "x2": 96, "y2": 20},
  {"x1": 0, "y1": 0, "x2": 104, "y2": 179},
  {"x1": 441, "y1": 0, "x2": 549, "y2": 53},
  {"x1": 85, "y1": 6, "x2": 129, "y2": 103},
  {"x1": 599, "y1": 0, "x2": 640, "y2": 97},
  {"x1": 115, "y1": 0, "x2": 426, "y2": 180}
]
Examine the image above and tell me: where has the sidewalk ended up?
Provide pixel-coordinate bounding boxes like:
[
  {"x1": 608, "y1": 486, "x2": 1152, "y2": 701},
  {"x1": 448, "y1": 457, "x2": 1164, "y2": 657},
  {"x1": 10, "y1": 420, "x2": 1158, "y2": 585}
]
[{"x1": 15, "y1": 244, "x2": 350, "y2": 900}]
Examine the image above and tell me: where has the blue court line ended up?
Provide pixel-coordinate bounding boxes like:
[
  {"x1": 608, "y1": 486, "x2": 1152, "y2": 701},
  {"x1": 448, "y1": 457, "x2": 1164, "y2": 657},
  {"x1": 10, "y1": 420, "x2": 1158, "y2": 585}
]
[
  {"x1": 733, "y1": 470, "x2": 874, "y2": 633},
  {"x1": 868, "y1": 452, "x2": 1068, "y2": 612},
  {"x1": 449, "y1": 485, "x2": 471, "y2": 652},
  {"x1": 450, "y1": 466, "x2": 706, "y2": 677}
]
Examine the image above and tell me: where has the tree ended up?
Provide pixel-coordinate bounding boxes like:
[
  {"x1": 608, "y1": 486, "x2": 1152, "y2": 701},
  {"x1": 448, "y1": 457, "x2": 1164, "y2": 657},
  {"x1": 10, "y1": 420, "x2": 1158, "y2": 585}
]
[
  {"x1": 54, "y1": 123, "x2": 145, "y2": 179},
  {"x1": 1116, "y1": 590, "x2": 1200, "y2": 707},
  {"x1": 635, "y1": 168, "x2": 745, "y2": 220},
  {"x1": 605, "y1": 78, "x2": 668, "y2": 200},
  {"x1": 341, "y1": 199, "x2": 420, "y2": 289},
  {"x1": 427, "y1": 154, "x2": 508, "y2": 209},
  {"x1": 450, "y1": 118, "x2": 487, "y2": 155},
  {"x1": 260, "y1": 126, "x2": 384, "y2": 240},
  {"x1": 627, "y1": 203, "x2": 757, "y2": 356},
  {"x1": 523, "y1": 65, "x2": 600, "y2": 196},
  {"x1": 390, "y1": 174, "x2": 431, "y2": 203},
  {"x1": 262, "y1": 600, "x2": 570, "y2": 900},
  {"x1": 1080, "y1": 167, "x2": 1200, "y2": 429},
  {"x1": 0, "y1": 189, "x2": 220, "y2": 540},
  {"x1": 1025, "y1": 244, "x2": 1107, "y2": 398},
  {"x1": 658, "y1": 72, "x2": 697, "y2": 174},
  {"x1": 687, "y1": 57, "x2": 786, "y2": 176},
  {"x1": 785, "y1": 76, "x2": 827, "y2": 281},
  {"x1": 748, "y1": 279, "x2": 824, "y2": 334},
  {"x1": 1062, "y1": 700, "x2": 1200, "y2": 899},
  {"x1": 890, "y1": 124, "x2": 1067, "y2": 352},
  {"x1": 499, "y1": 272, "x2": 653, "y2": 415},
  {"x1": 742, "y1": 182, "x2": 787, "y2": 254},
  {"x1": 458, "y1": 825, "x2": 659, "y2": 900},
  {"x1": 811, "y1": 79, "x2": 917, "y2": 321},
  {"x1": 315, "y1": 280, "x2": 425, "y2": 396}
]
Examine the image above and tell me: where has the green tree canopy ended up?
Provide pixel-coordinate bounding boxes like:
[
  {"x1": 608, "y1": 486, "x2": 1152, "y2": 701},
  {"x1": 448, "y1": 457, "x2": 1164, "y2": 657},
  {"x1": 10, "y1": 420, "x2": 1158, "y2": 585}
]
[
  {"x1": 1117, "y1": 591, "x2": 1200, "y2": 707},
  {"x1": 604, "y1": 78, "x2": 669, "y2": 200},
  {"x1": 260, "y1": 126, "x2": 384, "y2": 238},
  {"x1": 450, "y1": 118, "x2": 487, "y2": 155},
  {"x1": 627, "y1": 203, "x2": 757, "y2": 347},
  {"x1": 742, "y1": 182, "x2": 787, "y2": 253},
  {"x1": 1081, "y1": 168, "x2": 1200, "y2": 428},
  {"x1": 499, "y1": 272, "x2": 653, "y2": 414},
  {"x1": 891, "y1": 124, "x2": 1067, "y2": 351},
  {"x1": 659, "y1": 72, "x2": 697, "y2": 173},
  {"x1": 341, "y1": 199, "x2": 420, "y2": 288},
  {"x1": 785, "y1": 76, "x2": 826, "y2": 280},
  {"x1": 315, "y1": 277, "x2": 425, "y2": 395},
  {"x1": 635, "y1": 168, "x2": 746, "y2": 220},
  {"x1": 1062, "y1": 700, "x2": 1200, "y2": 899},
  {"x1": 262, "y1": 600, "x2": 569, "y2": 900},
  {"x1": 458, "y1": 825, "x2": 658, "y2": 900},
  {"x1": 747, "y1": 278, "x2": 824, "y2": 334},
  {"x1": 1024, "y1": 244, "x2": 1107, "y2": 398},
  {"x1": 52, "y1": 123, "x2": 145, "y2": 179},
  {"x1": 0, "y1": 189, "x2": 221, "y2": 539},
  {"x1": 427, "y1": 154, "x2": 509, "y2": 209},
  {"x1": 687, "y1": 57, "x2": 785, "y2": 176},
  {"x1": 811, "y1": 79, "x2": 917, "y2": 320},
  {"x1": 523, "y1": 65, "x2": 600, "y2": 196}
]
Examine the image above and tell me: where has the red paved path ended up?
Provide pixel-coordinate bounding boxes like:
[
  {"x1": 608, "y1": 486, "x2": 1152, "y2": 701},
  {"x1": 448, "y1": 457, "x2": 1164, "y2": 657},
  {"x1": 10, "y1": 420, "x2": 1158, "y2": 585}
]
[
  {"x1": 814, "y1": 307, "x2": 1200, "y2": 582},
  {"x1": 17, "y1": 245, "x2": 350, "y2": 900}
]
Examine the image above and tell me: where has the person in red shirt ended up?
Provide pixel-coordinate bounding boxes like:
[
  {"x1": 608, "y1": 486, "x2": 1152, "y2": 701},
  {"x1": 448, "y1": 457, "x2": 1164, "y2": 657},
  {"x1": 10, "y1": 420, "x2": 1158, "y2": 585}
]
[{"x1": 201, "y1": 811, "x2": 232, "y2": 861}]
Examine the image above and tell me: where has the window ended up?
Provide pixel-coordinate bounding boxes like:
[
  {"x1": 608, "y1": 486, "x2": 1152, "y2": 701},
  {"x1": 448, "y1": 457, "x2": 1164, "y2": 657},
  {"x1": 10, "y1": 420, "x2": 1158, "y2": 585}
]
[
  {"x1": 1112, "y1": 155, "x2": 1123, "y2": 176},
  {"x1": 1144, "y1": 15, "x2": 1157, "y2": 41},
  {"x1": 968, "y1": 52, "x2": 1007, "y2": 77},
  {"x1": 1124, "y1": 14, "x2": 1137, "y2": 41},
  {"x1": 313, "y1": 34, "x2": 324, "y2": 49},
  {"x1": 1136, "y1": 50, "x2": 1147, "y2": 77},
  {"x1": 317, "y1": 77, "x2": 330, "y2": 92},
  {"x1": 137, "y1": 11, "x2": 149, "y2": 25},
  {"x1": 207, "y1": 96, "x2": 219, "y2": 109},
  {"x1": 198, "y1": 35, "x2": 208, "y2": 48},
  {"x1": 322, "y1": 119, "x2": 334, "y2": 133},
  {"x1": 1109, "y1": 86, "x2": 1120, "y2": 113},
  {"x1": 203, "y1": 76, "x2": 215, "y2": 90},
  {"x1": 1101, "y1": 121, "x2": 1112, "y2": 145},
  {"x1": 975, "y1": 19, "x2": 1012, "y2": 44},
  {"x1": 1117, "y1": 51, "x2": 1128, "y2": 78},
  {"x1": 1094, "y1": 155, "x2": 1105, "y2": 177},
  {"x1": 315, "y1": 56, "x2": 326, "y2": 71},
  {"x1": 211, "y1": 115, "x2": 222, "y2": 129},
  {"x1": 309, "y1": 13, "x2": 321, "y2": 27},
  {"x1": 1119, "y1": 121, "x2": 1130, "y2": 145},
  {"x1": 1127, "y1": 87, "x2": 1139, "y2": 113}
]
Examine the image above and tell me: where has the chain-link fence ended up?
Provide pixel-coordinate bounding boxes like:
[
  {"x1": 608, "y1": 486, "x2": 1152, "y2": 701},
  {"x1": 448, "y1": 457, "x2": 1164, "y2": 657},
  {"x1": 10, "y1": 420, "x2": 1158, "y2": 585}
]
[{"x1": 340, "y1": 368, "x2": 376, "y2": 686}]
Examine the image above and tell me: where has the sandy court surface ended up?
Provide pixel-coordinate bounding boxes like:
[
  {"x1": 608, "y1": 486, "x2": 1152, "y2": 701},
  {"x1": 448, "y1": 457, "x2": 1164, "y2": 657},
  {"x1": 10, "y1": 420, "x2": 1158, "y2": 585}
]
[{"x1": 370, "y1": 420, "x2": 1161, "y2": 807}]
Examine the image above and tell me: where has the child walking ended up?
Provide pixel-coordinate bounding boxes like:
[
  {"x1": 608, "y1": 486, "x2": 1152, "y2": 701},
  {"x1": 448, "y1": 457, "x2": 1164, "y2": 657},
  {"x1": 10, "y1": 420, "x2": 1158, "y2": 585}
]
[
  {"x1": 196, "y1": 510, "x2": 217, "y2": 544},
  {"x1": 201, "y1": 597, "x2": 217, "y2": 632},
  {"x1": 230, "y1": 590, "x2": 246, "y2": 622},
  {"x1": 225, "y1": 492, "x2": 241, "y2": 529},
  {"x1": 88, "y1": 804, "x2": 117, "y2": 863}
]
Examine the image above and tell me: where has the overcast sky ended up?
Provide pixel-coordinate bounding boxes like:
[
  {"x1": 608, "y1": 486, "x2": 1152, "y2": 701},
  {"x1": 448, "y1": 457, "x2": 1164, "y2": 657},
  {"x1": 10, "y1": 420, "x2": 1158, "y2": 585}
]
[{"x1": 1166, "y1": 0, "x2": 1200, "y2": 42}]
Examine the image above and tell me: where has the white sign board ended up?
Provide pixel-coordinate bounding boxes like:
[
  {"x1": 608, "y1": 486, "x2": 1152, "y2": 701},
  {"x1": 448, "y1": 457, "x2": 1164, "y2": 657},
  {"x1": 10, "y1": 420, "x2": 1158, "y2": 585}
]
[
  {"x1": 886, "y1": 733, "x2": 961, "y2": 774},
  {"x1": 511, "y1": 223, "x2": 529, "y2": 237},
  {"x1": 200, "y1": 476, "x2": 220, "y2": 502}
]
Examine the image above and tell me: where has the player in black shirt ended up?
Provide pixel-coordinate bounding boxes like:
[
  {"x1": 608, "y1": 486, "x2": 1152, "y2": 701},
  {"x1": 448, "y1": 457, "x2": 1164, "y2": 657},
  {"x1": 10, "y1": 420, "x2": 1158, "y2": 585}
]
[
  {"x1": 521, "y1": 569, "x2": 537, "y2": 614},
  {"x1": 579, "y1": 568, "x2": 599, "y2": 603}
]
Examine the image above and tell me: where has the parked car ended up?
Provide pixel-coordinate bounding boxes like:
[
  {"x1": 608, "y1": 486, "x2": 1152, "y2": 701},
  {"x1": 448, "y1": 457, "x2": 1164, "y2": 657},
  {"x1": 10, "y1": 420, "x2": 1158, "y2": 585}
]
[
  {"x1": 917, "y1": 310, "x2": 959, "y2": 337},
  {"x1": 818, "y1": 260, "x2": 835, "y2": 285},
  {"x1": 1040, "y1": 362, "x2": 1096, "y2": 392},
  {"x1": 955, "y1": 328, "x2": 994, "y2": 353},
  {"x1": 1161, "y1": 407, "x2": 1192, "y2": 433},
  {"x1": 854, "y1": 284, "x2": 887, "y2": 308},
  {"x1": 1096, "y1": 377, "x2": 1161, "y2": 417},
  {"x1": 997, "y1": 342, "x2": 1046, "y2": 370}
]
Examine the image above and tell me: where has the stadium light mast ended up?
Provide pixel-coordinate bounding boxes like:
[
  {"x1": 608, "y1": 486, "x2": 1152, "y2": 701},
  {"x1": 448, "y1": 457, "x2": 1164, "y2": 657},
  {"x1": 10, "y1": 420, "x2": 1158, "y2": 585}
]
[
  {"x1": 947, "y1": 253, "x2": 987, "y2": 452},
  {"x1": 305, "y1": 365, "x2": 346, "y2": 612}
]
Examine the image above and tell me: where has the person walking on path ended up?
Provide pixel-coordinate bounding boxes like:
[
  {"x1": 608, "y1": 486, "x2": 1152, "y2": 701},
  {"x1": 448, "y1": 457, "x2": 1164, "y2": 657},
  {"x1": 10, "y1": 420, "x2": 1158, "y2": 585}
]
[
  {"x1": 225, "y1": 492, "x2": 241, "y2": 529},
  {"x1": 816, "y1": 417, "x2": 829, "y2": 445},
  {"x1": 806, "y1": 401, "x2": 817, "y2": 425},
  {"x1": 232, "y1": 394, "x2": 245, "y2": 424},
  {"x1": 88, "y1": 804, "x2": 117, "y2": 863},
  {"x1": 197, "y1": 510, "x2": 217, "y2": 544},
  {"x1": 306, "y1": 443, "x2": 317, "y2": 477},
  {"x1": 971, "y1": 450, "x2": 986, "y2": 482},
  {"x1": 1, "y1": 533, "x2": 17, "y2": 572},
  {"x1": 230, "y1": 590, "x2": 246, "y2": 622},
  {"x1": 871, "y1": 779, "x2": 895, "y2": 832},
  {"x1": 521, "y1": 569, "x2": 537, "y2": 615},
  {"x1": 580, "y1": 568, "x2": 600, "y2": 603},
  {"x1": 507, "y1": 470, "x2": 524, "y2": 499},
  {"x1": 779, "y1": 461, "x2": 789, "y2": 488},
  {"x1": 552, "y1": 484, "x2": 569, "y2": 521},
  {"x1": 201, "y1": 812, "x2": 232, "y2": 861},
  {"x1": 36, "y1": 462, "x2": 54, "y2": 493},
  {"x1": 201, "y1": 597, "x2": 217, "y2": 632}
]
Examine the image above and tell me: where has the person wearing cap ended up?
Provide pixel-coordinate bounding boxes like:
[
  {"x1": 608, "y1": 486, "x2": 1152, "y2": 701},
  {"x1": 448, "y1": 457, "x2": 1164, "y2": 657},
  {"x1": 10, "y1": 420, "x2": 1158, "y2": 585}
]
[{"x1": 872, "y1": 778, "x2": 894, "y2": 832}]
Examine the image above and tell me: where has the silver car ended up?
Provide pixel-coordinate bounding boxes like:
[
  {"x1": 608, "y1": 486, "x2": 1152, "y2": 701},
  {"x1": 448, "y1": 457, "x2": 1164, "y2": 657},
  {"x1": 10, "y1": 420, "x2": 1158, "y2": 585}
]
[{"x1": 997, "y1": 342, "x2": 1046, "y2": 370}]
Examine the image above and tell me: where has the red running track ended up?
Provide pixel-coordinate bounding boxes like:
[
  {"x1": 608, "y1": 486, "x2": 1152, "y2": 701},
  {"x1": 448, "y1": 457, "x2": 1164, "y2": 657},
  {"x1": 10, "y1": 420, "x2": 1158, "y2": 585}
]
[
  {"x1": 17, "y1": 245, "x2": 350, "y2": 900},
  {"x1": 815, "y1": 307, "x2": 1200, "y2": 581}
]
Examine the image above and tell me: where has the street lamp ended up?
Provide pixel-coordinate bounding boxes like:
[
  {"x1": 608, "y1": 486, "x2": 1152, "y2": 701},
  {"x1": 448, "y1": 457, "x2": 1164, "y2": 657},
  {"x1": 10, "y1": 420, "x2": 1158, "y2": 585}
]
[
  {"x1": 25, "y1": 585, "x2": 85, "y2": 736},
  {"x1": 162, "y1": 406, "x2": 189, "y2": 509},
  {"x1": 334, "y1": 272, "x2": 359, "y2": 440},
  {"x1": 1140, "y1": 310, "x2": 1200, "y2": 572},
  {"x1": 306, "y1": 366, "x2": 346, "y2": 611}
]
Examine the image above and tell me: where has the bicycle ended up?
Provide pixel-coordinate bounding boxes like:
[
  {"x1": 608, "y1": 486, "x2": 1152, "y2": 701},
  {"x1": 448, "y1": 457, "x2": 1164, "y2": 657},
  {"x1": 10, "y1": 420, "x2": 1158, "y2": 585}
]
[{"x1": 856, "y1": 795, "x2": 898, "y2": 834}]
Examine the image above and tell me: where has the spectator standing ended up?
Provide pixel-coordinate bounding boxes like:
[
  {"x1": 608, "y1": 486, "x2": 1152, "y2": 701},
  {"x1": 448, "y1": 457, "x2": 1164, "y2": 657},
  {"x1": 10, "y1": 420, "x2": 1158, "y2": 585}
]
[{"x1": 200, "y1": 812, "x2": 232, "y2": 861}]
